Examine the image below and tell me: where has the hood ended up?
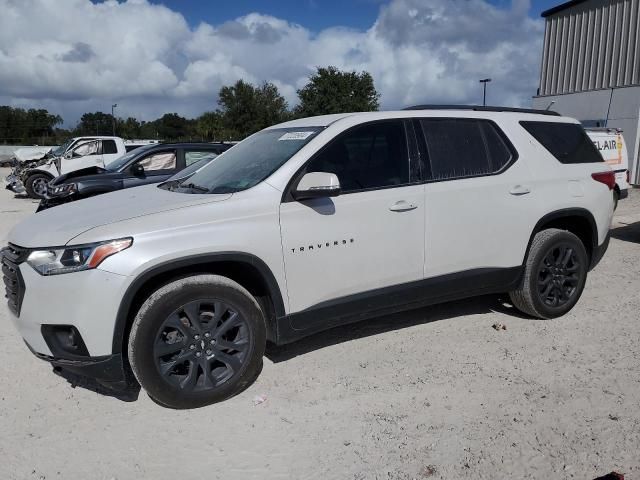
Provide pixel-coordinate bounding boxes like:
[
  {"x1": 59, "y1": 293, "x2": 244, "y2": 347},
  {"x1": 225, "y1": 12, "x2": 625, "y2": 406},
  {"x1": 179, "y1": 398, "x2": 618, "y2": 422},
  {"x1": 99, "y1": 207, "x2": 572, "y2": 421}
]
[
  {"x1": 14, "y1": 146, "x2": 53, "y2": 162},
  {"x1": 52, "y1": 166, "x2": 109, "y2": 185},
  {"x1": 9, "y1": 184, "x2": 232, "y2": 247}
]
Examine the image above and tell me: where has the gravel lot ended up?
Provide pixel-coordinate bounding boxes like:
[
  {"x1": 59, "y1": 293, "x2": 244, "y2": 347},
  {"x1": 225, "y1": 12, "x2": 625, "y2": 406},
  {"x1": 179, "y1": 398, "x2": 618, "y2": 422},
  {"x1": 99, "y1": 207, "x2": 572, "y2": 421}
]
[{"x1": 1, "y1": 166, "x2": 639, "y2": 479}]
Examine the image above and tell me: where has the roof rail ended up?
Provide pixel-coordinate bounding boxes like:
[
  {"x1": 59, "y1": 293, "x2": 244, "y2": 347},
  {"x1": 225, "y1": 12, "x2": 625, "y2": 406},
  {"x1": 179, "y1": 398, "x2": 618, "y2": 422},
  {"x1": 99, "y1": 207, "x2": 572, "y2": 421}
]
[{"x1": 402, "y1": 105, "x2": 561, "y2": 116}]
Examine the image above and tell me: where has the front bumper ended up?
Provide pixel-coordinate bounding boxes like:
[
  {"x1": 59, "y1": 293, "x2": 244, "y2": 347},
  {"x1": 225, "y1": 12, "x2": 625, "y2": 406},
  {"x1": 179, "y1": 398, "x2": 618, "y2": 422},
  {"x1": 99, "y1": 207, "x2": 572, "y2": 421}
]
[
  {"x1": 26, "y1": 342, "x2": 131, "y2": 390},
  {"x1": 8, "y1": 264, "x2": 130, "y2": 356},
  {"x1": 4, "y1": 261, "x2": 135, "y2": 390},
  {"x1": 4, "y1": 174, "x2": 25, "y2": 194}
]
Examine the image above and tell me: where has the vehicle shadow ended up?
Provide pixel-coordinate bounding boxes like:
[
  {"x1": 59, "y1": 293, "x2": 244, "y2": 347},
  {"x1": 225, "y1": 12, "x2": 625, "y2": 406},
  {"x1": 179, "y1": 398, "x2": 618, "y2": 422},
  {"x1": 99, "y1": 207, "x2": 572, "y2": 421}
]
[
  {"x1": 610, "y1": 221, "x2": 640, "y2": 244},
  {"x1": 52, "y1": 366, "x2": 141, "y2": 402},
  {"x1": 266, "y1": 293, "x2": 527, "y2": 363}
]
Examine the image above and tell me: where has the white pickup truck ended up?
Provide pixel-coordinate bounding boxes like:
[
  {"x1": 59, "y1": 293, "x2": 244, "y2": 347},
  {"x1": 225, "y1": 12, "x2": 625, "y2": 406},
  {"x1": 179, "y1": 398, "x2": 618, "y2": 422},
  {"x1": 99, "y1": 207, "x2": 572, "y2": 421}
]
[{"x1": 6, "y1": 137, "x2": 157, "y2": 199}]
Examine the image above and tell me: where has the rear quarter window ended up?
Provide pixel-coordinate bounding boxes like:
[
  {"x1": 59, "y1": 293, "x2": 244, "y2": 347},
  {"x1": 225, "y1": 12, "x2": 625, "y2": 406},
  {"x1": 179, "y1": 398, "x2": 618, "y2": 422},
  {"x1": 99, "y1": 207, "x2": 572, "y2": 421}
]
[{"x1": 520, "y1": 121, "x2": 603, "y2": 164}]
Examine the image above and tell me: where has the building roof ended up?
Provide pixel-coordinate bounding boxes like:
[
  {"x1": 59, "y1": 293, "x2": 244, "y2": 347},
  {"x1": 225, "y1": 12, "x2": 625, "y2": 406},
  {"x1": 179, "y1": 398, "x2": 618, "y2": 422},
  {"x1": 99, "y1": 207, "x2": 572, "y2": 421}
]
[{"x1": 541, "y1": 0, "x2": 589, "y2": 17}]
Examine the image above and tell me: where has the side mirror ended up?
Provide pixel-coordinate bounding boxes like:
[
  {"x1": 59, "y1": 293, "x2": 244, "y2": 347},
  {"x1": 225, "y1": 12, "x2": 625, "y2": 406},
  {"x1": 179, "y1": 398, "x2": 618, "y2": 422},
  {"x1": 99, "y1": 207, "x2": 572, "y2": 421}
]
[
  {"x1": 64, "y1": 152, "x2": 72, "y2": 159},
  {"x1": 131, "y1": 163, "x2": 145, "y2": 176},
  {"x1": 293, "y1": 172, "x2": 341, "y2": 201}
]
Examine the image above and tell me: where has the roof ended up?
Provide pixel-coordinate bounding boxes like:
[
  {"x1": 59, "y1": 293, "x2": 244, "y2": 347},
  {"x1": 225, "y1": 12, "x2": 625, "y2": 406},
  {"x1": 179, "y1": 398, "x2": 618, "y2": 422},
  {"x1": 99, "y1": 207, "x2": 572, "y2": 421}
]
[
  {"x1": 404, "y1": 105, "x2": 561, "y2": 116},
  {"x1": 268, "y1": 113, "x2": 355, "y2": 129},
  {"x1": 541, "y1": 0, "x2": 588, "y2": 18},
  {"x1": 272, "y1": 107, "x2": 562, "y2": 129}
]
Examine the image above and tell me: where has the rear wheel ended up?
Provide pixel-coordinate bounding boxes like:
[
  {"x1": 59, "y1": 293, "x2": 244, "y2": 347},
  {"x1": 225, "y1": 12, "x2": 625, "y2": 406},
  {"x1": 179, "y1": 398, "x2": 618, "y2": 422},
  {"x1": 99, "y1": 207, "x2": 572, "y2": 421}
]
[
  {"x1": 128, "y1": 275, "x2": 266, "y2": 409},
  {"x1": 25, "y1": 173, "x2": 51, "y2": 199},
  {"x1": 509, "y1": 228, "x2": 588, "y2": 319}
]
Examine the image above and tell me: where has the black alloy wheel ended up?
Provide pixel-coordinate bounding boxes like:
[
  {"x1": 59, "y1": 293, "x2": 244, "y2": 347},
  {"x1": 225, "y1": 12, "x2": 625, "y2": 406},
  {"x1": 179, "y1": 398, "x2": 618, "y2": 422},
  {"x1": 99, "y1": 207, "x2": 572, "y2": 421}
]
[
  {"x1": 154, "y1": 299, "x2": 250, "y2": 392},
  {"x1": 509, "y1": 228, "x2": 589, "y2": 319},
  {"x1": 536, "y1": 243, "x2": 582, "y2": 308},
  {"x1": 128, "y1": 274, "x2": 266, "y2": 409}
]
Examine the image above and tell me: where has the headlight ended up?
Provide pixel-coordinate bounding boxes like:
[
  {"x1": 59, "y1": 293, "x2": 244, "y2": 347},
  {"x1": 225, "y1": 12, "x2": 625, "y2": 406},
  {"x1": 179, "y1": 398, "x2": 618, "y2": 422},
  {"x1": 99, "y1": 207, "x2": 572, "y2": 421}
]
[
  {"x1": 26, "y1": 238, "x2": 132, "y2": 276},
  {"x1": 50, "y1": 182, "x2": 77, "y2": 197}
]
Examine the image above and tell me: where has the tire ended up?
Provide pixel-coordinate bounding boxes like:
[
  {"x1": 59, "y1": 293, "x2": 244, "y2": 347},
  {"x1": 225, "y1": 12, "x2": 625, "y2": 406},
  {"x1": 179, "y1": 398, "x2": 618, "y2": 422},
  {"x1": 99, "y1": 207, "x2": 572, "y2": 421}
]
[
  {"x1": 128, "y1": 274, "x2": 266, "y2": 409},
  {"x1": 613, "y1": 190, "x2": 619, "y2": 211},
  {"x1": 25, "y1": 173, "x2": 51, "y2": 199},
  {"x1": 509, "y1": 228, "x2": 588, "y2": 319}
]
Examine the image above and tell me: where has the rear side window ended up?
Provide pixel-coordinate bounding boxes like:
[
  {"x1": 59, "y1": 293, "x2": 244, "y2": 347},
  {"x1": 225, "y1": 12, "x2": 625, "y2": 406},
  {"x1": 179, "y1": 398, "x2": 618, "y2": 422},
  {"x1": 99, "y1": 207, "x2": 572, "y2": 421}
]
[
  {"x1": 520, "y1": 121, "x2": 603, "y2": 164},
  {"x1": 418, "y1": 119, "x2": 514, "y2": 181},
  {"x1": 102, "y1": 140, "x2": 118, "y2": 154},
  {"x1": 185, "y1": 150, "x2": 218, "y2": 167},
  {"x1": 306, "y1": 120, "x2": 410, "y2": 193}
]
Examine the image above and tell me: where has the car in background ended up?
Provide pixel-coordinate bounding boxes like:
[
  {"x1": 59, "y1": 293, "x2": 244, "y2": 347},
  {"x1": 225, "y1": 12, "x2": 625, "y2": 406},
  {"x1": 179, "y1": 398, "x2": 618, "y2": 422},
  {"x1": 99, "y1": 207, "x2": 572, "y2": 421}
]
[
  {"x1": 37, "y1": 142, "x2": 232, "y2": 211},
  {"x1": 6, "y1": 137, "x2": 159, "y2": 199},
  {"x1": 585, "y1": 127, "x2": 630, "y2": 208}
]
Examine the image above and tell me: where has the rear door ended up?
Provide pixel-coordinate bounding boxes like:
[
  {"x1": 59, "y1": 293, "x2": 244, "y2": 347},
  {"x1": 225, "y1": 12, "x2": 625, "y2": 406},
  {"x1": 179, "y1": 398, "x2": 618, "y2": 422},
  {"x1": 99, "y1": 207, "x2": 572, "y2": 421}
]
[
  {"x1": 122, "y1": 148, "x2": 179, "y2": 188},
  {"x1": 417, "y1": 118, "x2": 537, "y2": 278},
  {"x1": 101, "y1": 139, "x2": 121, "y2": 166}
]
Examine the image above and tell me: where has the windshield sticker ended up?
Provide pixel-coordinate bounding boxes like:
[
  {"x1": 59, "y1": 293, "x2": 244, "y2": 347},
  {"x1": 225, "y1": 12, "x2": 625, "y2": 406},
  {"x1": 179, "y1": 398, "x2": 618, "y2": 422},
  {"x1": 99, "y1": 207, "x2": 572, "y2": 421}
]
[{"x1": 278, "y1": 131, "x2": 314, "y2": 141}]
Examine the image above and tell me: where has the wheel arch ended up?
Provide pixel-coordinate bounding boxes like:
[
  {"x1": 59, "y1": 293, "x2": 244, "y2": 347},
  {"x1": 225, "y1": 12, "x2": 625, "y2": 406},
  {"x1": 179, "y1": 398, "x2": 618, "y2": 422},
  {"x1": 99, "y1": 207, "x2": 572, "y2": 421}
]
[
  {"x1": 525, "y1": 208, "x2": 598, "y2": 267},
  {"x1": 112, "y1": 252, "x2": 286, "y2": 355},
  {"x1": 24, "y1": 169, "x2": 55, "y2": 180}
]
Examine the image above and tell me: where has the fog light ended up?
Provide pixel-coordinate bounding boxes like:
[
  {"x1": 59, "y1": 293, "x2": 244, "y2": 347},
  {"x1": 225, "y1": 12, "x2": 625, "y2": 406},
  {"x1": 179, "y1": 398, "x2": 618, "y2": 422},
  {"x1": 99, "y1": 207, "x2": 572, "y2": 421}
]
[{"x1": 41, "y1": 325, "x2": 89, "y2": 357}]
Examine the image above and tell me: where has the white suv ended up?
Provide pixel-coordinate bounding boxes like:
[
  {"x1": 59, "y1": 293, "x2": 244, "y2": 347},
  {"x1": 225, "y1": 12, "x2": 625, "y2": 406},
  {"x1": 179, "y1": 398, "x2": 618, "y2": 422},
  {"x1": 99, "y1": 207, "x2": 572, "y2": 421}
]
[{"x1": 2, "y1": 107, "x2": 615, "y2": 408}]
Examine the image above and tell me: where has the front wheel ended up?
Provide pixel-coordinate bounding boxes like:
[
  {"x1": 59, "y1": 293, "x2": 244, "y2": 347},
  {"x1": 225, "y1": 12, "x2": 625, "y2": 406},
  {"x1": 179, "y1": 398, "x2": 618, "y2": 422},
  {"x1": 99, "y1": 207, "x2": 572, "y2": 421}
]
[
  {"x1": 128, "y1": 275, "x2": 266, "y2": 409},
  {"x1": 509, "y1": 228, "x2": 588, "y2": 319},
  {"x1": 24, "y1": 173, "x2": 51, "y2": 199}
]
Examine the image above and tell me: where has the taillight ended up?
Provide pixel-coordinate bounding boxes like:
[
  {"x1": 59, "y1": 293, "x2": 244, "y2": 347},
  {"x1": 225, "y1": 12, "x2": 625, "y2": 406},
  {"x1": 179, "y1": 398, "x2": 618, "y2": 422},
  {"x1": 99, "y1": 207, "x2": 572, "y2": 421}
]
[{"x1": 591, "y1": 171, "x2": 615, "y2": 190}]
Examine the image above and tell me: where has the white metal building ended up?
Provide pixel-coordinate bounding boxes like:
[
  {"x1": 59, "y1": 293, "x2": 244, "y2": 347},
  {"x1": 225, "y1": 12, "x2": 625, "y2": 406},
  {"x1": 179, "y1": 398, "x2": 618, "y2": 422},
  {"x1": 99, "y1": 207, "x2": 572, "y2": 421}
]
[{"x1": 531, "y1": 0, "x2": 640, "y2": 184}]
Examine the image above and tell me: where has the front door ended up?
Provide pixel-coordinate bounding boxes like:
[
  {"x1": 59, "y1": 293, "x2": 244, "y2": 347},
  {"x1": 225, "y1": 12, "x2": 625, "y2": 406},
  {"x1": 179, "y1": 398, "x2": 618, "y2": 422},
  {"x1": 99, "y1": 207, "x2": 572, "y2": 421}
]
[
  {"x1": 279, "y1": 120, "x2": 425, "y2": 319},
  {"x1": 60, "y1": 140, "x2": 103, "y2": 174}
]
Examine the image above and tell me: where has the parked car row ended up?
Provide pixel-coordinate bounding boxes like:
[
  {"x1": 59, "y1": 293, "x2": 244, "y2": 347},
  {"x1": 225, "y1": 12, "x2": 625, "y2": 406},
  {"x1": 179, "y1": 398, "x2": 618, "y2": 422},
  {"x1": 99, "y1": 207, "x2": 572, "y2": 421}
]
[
  {"x1": 4, "y1": 137, "x2": 233, "y2": 204},
  {"x1": 5, "y1": 136, "x2": 160, "y2": 198},
  {"x1": 38, "y1": 142, "x2": 233, "y2": 210}
]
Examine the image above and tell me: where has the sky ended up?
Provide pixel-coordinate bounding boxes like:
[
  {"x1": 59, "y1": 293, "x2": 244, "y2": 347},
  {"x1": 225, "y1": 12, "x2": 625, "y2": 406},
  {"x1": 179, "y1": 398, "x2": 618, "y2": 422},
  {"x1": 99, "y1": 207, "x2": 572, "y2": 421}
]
[{"x1": 0, "y1": 0, "x2": 560, "y2": 127}]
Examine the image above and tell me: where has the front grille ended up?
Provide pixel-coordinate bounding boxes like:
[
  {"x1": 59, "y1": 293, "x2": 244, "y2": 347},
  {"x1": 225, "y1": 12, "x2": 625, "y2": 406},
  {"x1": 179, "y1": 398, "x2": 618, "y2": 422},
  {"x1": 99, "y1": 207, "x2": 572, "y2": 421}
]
[{"x1": 2, "y1": 244, "x2": 28, "y2": 316}]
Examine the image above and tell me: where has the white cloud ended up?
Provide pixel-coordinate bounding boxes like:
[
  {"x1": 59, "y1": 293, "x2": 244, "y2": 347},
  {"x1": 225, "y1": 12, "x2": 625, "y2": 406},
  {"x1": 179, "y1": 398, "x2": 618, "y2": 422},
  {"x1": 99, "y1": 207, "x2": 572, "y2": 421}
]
[{"x1": 0, "y1": 0, "x2": 544, "y2": 125}]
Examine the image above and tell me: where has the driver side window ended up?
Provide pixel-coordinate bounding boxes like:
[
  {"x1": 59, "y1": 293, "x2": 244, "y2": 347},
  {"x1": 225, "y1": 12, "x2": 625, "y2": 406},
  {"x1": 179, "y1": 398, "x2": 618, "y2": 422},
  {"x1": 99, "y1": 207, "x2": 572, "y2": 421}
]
[
  {"x1": 137, "y1": 151, "x2": 177, "y2": 171},
  {"x1": 72, "y1": 141, "x2": 99, "y2": 157},
  {"x1": 305, "y1": 121, "x2": 409, "y2": 193}
]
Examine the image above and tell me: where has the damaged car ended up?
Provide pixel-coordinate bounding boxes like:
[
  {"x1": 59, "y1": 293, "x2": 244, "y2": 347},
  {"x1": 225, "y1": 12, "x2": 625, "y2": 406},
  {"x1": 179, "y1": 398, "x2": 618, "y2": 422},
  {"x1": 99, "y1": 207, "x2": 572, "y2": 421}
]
[
  {"x1": 5, "y1": 137, "x2": 156, "y2": 199},
  {"x1": 38, "y1": 142, "x2": 232, "y2": 211}
]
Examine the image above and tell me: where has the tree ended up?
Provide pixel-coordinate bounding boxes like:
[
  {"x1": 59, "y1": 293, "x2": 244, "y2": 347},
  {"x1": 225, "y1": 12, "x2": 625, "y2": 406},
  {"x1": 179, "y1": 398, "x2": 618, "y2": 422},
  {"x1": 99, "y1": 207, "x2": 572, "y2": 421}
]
[
  {"x1": 295, "y1": 66, "x2": 380, "y2": 117},
  {"x1": 195, "y1": 111, "x2": 236, "y2": 141},
  {"x1": 218, "y1": 80, "x2": 289, "y2": 139},
  {"x1": 75, "y1": 112, "x2": 114, "y2": 136},
  {"x1": 0, "y1": 106, "x2": 63, "y2": 144},
  {"x1": 117, "y1": 117, "x2": 142, "y2": 139}
]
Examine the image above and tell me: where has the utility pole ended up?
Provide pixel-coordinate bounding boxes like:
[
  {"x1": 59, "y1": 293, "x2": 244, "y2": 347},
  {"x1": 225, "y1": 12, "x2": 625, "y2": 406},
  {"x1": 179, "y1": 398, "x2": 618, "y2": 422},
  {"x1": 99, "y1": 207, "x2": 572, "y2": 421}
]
[
  {"x1": 479, "y1": 78, "x2": 491, "y2": 106},
  {"x1": 111, "y1": 103, "x2": 118, "y2": 136}
]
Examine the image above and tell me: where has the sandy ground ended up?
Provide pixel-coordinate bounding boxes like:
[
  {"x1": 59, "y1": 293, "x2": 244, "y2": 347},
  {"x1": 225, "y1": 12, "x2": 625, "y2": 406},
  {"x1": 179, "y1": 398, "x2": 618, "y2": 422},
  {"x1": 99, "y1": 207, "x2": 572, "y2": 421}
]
[{"x1": 0, "y1": 166, "x2": 639, "y2": 480}]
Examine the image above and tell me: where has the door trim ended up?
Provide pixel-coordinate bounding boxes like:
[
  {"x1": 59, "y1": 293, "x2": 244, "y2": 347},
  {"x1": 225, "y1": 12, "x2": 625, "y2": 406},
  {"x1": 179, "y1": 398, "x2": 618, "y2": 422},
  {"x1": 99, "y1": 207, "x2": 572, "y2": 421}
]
[{"x1": 274, "y1": 266, "x2": 522, "y2": 344}]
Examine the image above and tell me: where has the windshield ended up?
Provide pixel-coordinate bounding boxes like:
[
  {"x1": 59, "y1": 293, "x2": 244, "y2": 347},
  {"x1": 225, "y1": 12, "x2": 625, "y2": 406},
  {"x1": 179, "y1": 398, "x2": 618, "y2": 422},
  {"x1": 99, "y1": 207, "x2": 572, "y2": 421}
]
[
  {"x1": 178, "y1": 127, "x2": 322, "y2": 193},
  {"x1": 106, "y1": 144, "x2": 157, "y2": 171},
  {"x1": 51, "y1": 139, "x2": 73, "y2": 157}
]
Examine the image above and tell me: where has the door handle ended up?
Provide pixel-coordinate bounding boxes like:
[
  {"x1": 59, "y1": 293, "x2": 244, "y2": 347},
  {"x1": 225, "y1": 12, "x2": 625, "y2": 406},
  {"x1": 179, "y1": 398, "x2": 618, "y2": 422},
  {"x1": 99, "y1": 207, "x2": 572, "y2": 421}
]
[
  {"x1": 389, "y1": 200, "x2": 418, "y2": 212},
  {"x1": 509, "y1": 185, "x2": 531, "y2": 196}
]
